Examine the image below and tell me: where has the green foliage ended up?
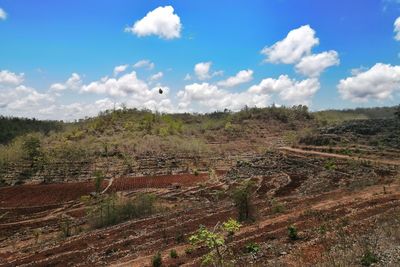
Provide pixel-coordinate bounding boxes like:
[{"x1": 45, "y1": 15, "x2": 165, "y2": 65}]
[
  {"x1": 0, "y1": 116, "x2": 62, "y2": 145},
  {"x1": 87, "y1": 193, "x2": 157, "y2": 229},
  {"x1": 232, "y1": 181, "x2": 255, "y2": 222},
  {"x1": 93, "y1": 170, "x2": 104, "y2": 193},
  {"x1": 245, "y1": 242, "x2": 260, "y2": 254},
  {"x1": 170, "y1": 249, "x2": 178, "y2": 259},
  {"x1": 271, "y1": 199, "x2": 286, "y2": 214},
  {"x1": 189, "y1": 219, "x2": 241, "y2": 267},
  {"x1": 288, "y1": 225, "x2": 298, "y2": 240},
  {"x1": 324, "y1": 159, "x2": 337, "y2": 171},
  {"x1": 59, "y1": 216, "x2": 73, "y2": 238},
  {"x1": 152, "y1": 252, "x2": 162, "y2": 267},
  {"x1": 360, "y1": 250, "x2": 378, "y2": 266}
]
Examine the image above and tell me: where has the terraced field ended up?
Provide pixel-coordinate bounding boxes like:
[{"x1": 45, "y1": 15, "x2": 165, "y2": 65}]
[{"x1": 1, "y1": 147, "x2": 399, "y2": 266}]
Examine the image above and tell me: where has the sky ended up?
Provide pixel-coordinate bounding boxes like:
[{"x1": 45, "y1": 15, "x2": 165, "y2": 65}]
[{"x1": 0, "y1": 0, "x2": 400, "y2": 120}]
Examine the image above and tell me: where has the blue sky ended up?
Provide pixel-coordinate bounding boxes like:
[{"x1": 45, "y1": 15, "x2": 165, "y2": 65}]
[{"x1": 0, "y1": 0, "x2": 400, "y2": 120}]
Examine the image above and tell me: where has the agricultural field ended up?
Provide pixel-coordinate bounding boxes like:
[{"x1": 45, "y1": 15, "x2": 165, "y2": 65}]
[{"x1": 0, "y1": 106, "x2": 400, "y2": 266}]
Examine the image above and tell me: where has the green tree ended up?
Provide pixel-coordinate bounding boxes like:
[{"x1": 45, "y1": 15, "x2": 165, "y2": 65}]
[
  {"x1": 232, "y1": 181, "x2": 255, "y2": 222},
  {"x1": 189, "y1": 219, "x2": 241, "y2": 267}
]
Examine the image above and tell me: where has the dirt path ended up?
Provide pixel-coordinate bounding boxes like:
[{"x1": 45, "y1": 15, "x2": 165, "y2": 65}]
[{"x1": 279, "y1": 146, "x2": 400, "y2": 166}]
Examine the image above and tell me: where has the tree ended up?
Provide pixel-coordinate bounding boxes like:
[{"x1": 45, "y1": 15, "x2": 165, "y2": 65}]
[
  {"x1": 93, "y1": 170, "x2": 105, "y2": 193},
  {"x1": 189, "y1": 219, "x2": 241, "y2": 267},
  {"x1": 232, "y1": 181, "x2": 255, "y2": 222}
]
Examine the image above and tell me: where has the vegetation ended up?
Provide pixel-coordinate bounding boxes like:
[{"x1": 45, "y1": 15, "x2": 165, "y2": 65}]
[
  {"x1": 0, "y1": 116, "x2": 63, "y2": 145},
  {"x1": 93, "y1": 170, "x2": 104, "y2": 193},
  {"x1": 189, "y1": 219, "x2": 241, "y2": 267},
  {"x1": 288, "y1": 225, "x2": 298, "y2": 240},
  {"x1": 232, "y1": 181, "x2": 255, "y2": 222},
  {"x1": 170, "y1": 249, "x2": 178, "y2": 259},
  {"x1": 87, "y1": 193, "x2": 157, "y2": 229},
  {"x1": 151, "y1": 252, "x2": 162, "y2": 267}
]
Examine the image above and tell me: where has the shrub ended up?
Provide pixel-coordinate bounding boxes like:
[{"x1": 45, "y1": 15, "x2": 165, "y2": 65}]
[
  {"x1": 189, "y1": 219, "x2": 241, "y2": 266},
  {"x1": 361, "y1": 250, "x2": 378, "y2": 266},
  {"x1": 232, "y1": 181, "x2": 255, "y2": 222},
  {"x1": 152, "y1": 252, "x2": 162, "y2": 267},
  {"x1": 245, "y1": 242, "x2": 260, "y2": 254},
  {"x1": 93, "y1": 170, "x2": 104, "y2": 193},
  {"x1": 170, "y1": 249, "x2": 178, "y2": 259},
  {"x1": 288, "y1": 225, "x2": 298, "y2": 240}
]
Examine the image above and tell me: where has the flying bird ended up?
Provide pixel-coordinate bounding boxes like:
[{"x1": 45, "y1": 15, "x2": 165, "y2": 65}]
[{"x1": 159, "y1": 88, "x2": 163, "y2": 94}]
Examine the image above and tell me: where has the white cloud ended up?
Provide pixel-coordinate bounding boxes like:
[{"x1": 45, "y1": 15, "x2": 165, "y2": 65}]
[
  {"x1": 338, "y1": 63, "x2": 400, "y2": 102},
  {"x1": 50, "y1": 73, "x2": 82, "y2": 91},
  {"x1": 81, "y1": 71, "x2": 149, "y2": 97},
  {"x1": 0, "y1": 8, "x2": 7, "y2": 20},
  {"x1": 217, "y1": 69, "x2": 253, "y2": 88},
  {"x1": 149, "y1": 72, "x2": 163, "y2": 82},
  {"x1": 0, "y1": 70, "x2": 24, "y2": 86},
  {"x1": 133, "y1": 59, "x2": 155, "y2": 70},
  {"x1": 113, "y1": 64, "x2": 129, "y2": 76},
  {"x1": 248, "y1": 75, "x2": 320, "y2": 105},
  {"x1": 0, "y1": 85, "x2": 55, "y2": 118},
  {"x1": 177, "y1": 82, "x2": 268, "y2": 112},
  {"x1": 261, "y1": 25, "x2": 319, "y2": 64},
  {"x1": 394, "y1": 17, "x2": 400, "y2": 41},
  {"x1": 125, "y1": 6, "x2": 182, "y2": 39},
  {"x1": 184, "y1": 74, "x2": 192, "y2": 81},
  {"x1": 295, "y1": 51, "x2": 339, "y2": 77},
  {"x1": 194, "y1": 62, "x2": 223, "y2": 80},
  {"x1": 278, "y1": 78, "x2": 320, "y2": 105},
  {"x1": 194, "y1": 62, "x2": 212, "y2": 80}
]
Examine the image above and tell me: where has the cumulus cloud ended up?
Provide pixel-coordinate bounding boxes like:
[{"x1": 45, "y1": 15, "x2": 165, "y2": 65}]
[
  {"x1": 261, "y1": 25, "x2": 319, "y2": 64},
  {"x1": 217, "y1": 69, "x2": 253, "y2": 88},
  {"x1": 125, "y1": 6, "x2": 182, "y2": 39},
  {"x1": 149, "y1": 72, "x2": 163, "y2": 82},
  {"x1": 50, "y1": 73, "x2": 82, "y2": 91},
  {"x1": 295, "y1": 51, "x2": 340, "y2": 77},
  {"x1": 0, "y1": 70, "x2": 24, "y2": 86},
  {"x1": 249, "y1": 75, "x2": 320, "y2": 105},
  {"x1": 194, "y1": 62, "x2": 223, "y2": 80},
  {"x1": 0, "y1": 8, "x2": 7, "y2": 20},
  {"x1": 177, "y1": 82, "x2": 268, "y2": 112},
  {"x1": 338, "y1": 63, "x2": 400, "y2": 102},
  {"x1": 81, "y1": 71, "x2": 149, "y2": 97},
  {"x1": 0, "y1": 85, "x2": 56, "y2": 118},
  {"x1": 133, "y1": 59, "x2": 155, "y2": 70},
  {"x1": 394, "y1": 17, "x2": 400, "y2": 41},
  {"x1": 113, "y1": 64, "x2": 129, "y2": 76}
]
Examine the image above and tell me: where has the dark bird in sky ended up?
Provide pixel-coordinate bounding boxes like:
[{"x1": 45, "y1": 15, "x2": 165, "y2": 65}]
[{"x1": 159, "y1": 88, "x2": 163, "y2": 94}]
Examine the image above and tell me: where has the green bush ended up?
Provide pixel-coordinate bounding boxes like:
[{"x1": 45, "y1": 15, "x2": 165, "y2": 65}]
[
  {"x1": 170, "y1": 249, "x2": 178, "y2": 259},
  {"x1": 288, "y1": 225, "x2": 298, "y2": 240},
  {"x1": 245, "y1": 242, "x2": 260, "y2": 254},
  {"x1": 152, "y1": 252, "x2": 162, "y2": 267},
  {"x1": 232, "y1": 181, "x2": 255, "y2": 221},
  {"x1": 361, "y1": 250, "x2": 378, "y2": 266}
]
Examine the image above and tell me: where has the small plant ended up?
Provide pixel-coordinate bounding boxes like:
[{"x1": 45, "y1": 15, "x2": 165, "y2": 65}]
[
  {"x1": 185, "y1": 247, "x2": 193, "y2": 255},
  {"x1": 193, "y1": 169, "x2": 199, "y2": 176},
  {"x1": 360, "y1": 250, "x2": 378, "y2": 266},
  {"x1": 59, "y1": 216, "x2": 72, "y2": 238},
  {"x1": 93, "y1": 170, "x2": 105, "y2": 193},
  {"x1": 288, "y1": 225, "x2": 298, "y2": 240},
  {"x1": 324, "y1": 159, "x2": 337, "y2": 171},
  {"x1": 271, "y1": 199, "x2": 285, "y2": 214},
  {"x1": 152, "y1": 252, "x2": 162, "y2": 267},
  {"x1": 189, "y1": 219, "x2": 241, "y2": 267},
  {"x1": 245, "y1": 242, "x2": 260, "y2": 254},
  {"x1": 170, "y1": 249, "x2": 178, "y2": 259}
]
